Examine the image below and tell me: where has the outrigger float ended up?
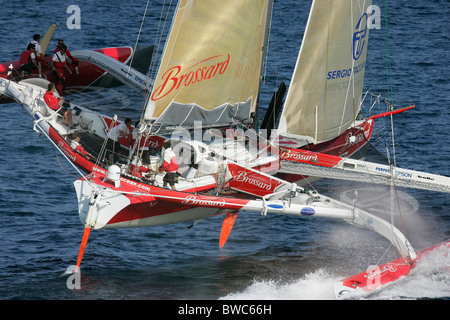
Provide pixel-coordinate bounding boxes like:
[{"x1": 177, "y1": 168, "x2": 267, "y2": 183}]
[{"x1": 0, "y1": 24, "x2": 153, "y2": 103}]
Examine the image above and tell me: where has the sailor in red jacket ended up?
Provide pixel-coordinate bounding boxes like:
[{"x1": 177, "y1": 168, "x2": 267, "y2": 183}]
[
  {"x1": 71, "y1": 133, "x2": 93, "y2": 158},
  {"x1": 158, "y1": 140, "x2": 179, "y2": 189},
  {"x1": 43, "y1": 82, "x2": 74, "y2": 127},
  {"x1": 54, "y1": 39, "x2": 79, "y2": 75},
  {"x1": 130, "y1": 156, "x2": 154, "y2": 180},
  {"x1": 50, "y1": 44, "x2": 72, "y2": 94},
  {"x1": 19, "y1": 43, "x2": 42, "y2": 78}
]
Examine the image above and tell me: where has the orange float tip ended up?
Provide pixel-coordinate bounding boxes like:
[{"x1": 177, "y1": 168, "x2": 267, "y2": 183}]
[
  {"x1": 75, "y1": 227, "x2": 92, "y2": 272},
  {"x1": 219, "y1": 212, "x2": 238, "y2": 248}
]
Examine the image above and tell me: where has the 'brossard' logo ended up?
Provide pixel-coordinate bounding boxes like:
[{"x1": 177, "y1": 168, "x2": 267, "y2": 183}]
[
  {"x1": 181, "y1": 195, "x2": 226, "y2": 207},
  {"x1": 280, "y1": 149, "x2": 318, "y2": 163},
  {"x1": 233, "y1": 170, "x2": 273, "y2": 191},
  {"x1": 364, "y1": 264, "x2": 398, "y2": 280},
  {"x1": 151, "y1": 54, "x2": 230, "y2": 101}
]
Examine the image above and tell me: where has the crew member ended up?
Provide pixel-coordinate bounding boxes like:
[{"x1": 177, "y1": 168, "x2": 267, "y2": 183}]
[
  {"x1": 29, "y1": 33, "x2": 48, "y2": 68},
  {"x1": 108, "y1": 118, "x2": 132, "y2": 163},
  {"x1": 19, "y1": 43, "x2": 42, "y2": 78},
  {"x1": 43, "y1": 82, "x2": 73, "y2": 127},
  {"x1": 71, "y1": 133, "x2": 93, "y2": 158},
  {"x1": 29, "y1": 34, "x2": 43, "y2": 59},
  {"x1": 54, "y1": 39, "x2": 79, "y2": 75},
  {"x1": 158, "y1": 140, "x2": 179, "y2": 190},
  {"x1": 50, "y1": 44, "x2": 72, "y2": 94},
  {"x1": 130, "y1": 156, "x2": 154, "y2": 180}
]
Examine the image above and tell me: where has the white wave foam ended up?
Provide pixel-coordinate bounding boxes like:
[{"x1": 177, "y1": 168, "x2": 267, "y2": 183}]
[
  {"x1": 220, "y1": 243, "x2": 450, "y2": 300},
  {"x1": 219, "y1": 268, "x2": 338, "y2": 300}
]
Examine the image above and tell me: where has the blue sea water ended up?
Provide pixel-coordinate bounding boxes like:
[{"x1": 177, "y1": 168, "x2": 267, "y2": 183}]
[{"x1": 0, "y1": 0, "x2": 448, "y2": 302}]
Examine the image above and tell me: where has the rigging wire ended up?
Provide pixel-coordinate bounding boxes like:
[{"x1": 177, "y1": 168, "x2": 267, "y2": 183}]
[
  {"x1": 96, "y1": 115, "x2": 117, "y2": 167},
  {"x1": 139, "y1": 0, "x2": 175, "y2": 127},
  {"x1": 148, "y1": 0, "x2": 174, "y2": 81},
  {"x1": 383, "y1": 0, "x2": 393, "y2": 100},
  {"x1": 127, "y1": 0, "x2": 152, "y2": 77}
]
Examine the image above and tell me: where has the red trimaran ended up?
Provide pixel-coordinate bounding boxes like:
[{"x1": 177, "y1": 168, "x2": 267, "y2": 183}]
[{"x1": 1, "y1": 0, "x2": 448, "y2": 299}]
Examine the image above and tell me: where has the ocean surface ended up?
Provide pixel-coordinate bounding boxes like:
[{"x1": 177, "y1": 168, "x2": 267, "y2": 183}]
[{"x1": 0, "y1": 0, "x2": 448, "y2": 302}]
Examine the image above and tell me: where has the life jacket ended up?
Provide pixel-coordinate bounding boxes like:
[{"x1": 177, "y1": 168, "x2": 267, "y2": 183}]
[
  {"x1": 19, "y1": 50, "x2": 33, "y2": 66},
  {"x1": 52, "y1": 51, "x2": 67, "y2": 69},
  {"x1": 54, "y1": 47, "x2": 78, "y2": 63},
  {"x1": 71, "y1": 140, "x2": 89, "y2": 156},
  {"x1": 160, "y1": 148, "x2": 179, "y2": 173}
]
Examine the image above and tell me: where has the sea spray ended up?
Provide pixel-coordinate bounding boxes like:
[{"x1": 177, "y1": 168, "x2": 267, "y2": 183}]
[{"x1": 219, "y1": 268, "x2": 337, "y2": 300}]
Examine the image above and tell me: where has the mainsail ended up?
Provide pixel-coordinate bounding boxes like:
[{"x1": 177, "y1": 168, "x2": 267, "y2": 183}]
[
  {"x1": 278, "y1": 0, "x2": 371, "y2": 144},
  {"x1": 143, "y1": 0, "x2": 272, "y2": 127}
]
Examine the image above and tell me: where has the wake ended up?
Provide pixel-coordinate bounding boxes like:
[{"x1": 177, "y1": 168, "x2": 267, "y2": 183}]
[{"x1": 219, "y1": 245, "x2": 450, "y2": 300}]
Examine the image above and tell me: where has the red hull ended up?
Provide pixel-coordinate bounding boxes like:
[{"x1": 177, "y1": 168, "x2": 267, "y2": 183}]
[
  {"x1": 44, "y1": 117, "x2": 375, "y2": 227},
  {"x1": 33, "y1": 101, "x2": 374, "y2": 229},
  {"x1": 276, "y1": 119, "x2": 374, "y2": 182}
]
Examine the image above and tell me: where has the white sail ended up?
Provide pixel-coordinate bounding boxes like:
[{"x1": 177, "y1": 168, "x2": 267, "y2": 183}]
[
  {"x1": 143, "y1": 0, "x2": 272, "y2": 127},
  {"x1": 278, "y1": 0, "x2": 371, "y2": 144}
]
